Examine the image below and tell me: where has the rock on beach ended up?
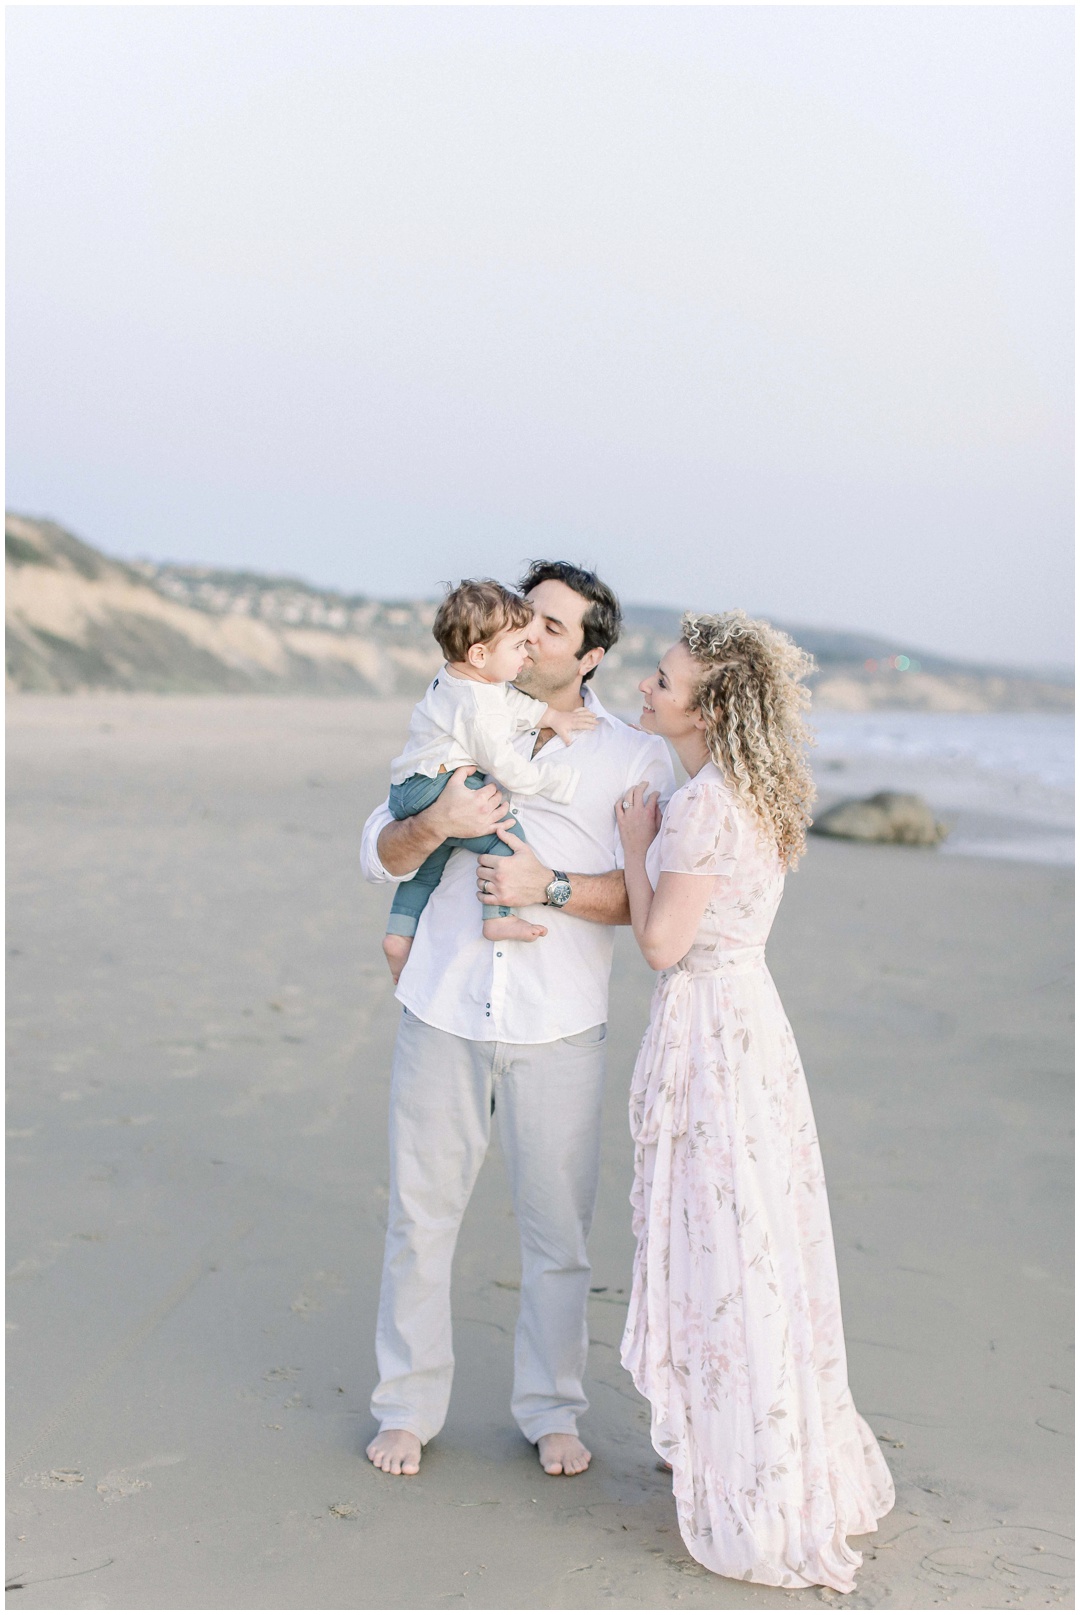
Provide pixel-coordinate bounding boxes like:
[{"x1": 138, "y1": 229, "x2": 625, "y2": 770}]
[{"x1": 811, "y1": 790, "x2": 948, "y2": 846}]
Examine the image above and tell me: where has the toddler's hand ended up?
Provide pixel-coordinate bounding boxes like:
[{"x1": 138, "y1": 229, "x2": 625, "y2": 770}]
[{"x1": 543, "y1": 705, "x2": 598, "y2": 746}]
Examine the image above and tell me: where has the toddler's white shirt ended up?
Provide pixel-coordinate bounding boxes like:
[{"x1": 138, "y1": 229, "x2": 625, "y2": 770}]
[{"x1": 389, "y1": 665, "x2": 579, "y2": 804}]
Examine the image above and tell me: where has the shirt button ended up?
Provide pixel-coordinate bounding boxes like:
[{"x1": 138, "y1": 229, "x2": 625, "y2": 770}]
[
  {"x1": 496, "y1": 952, "x2": 503, "y2": 958},
  {"x1": 486, "y1": 1002, "x2": 491, "y2": 1008}
]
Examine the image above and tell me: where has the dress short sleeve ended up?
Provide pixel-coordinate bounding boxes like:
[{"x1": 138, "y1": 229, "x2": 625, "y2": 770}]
[{"x1": 658, "y1": 779, "x2": 741, "y2": 877}]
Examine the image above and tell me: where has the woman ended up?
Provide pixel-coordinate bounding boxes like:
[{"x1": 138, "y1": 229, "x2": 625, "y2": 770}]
[{"x1": 614, "y1": 610, "x2": 894, "y2": 1593}]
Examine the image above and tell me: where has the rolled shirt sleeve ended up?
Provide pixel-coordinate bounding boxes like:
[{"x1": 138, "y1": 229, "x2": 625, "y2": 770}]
[{"x1": 359, "y1": 798, "x2": 416, "y2": 884}]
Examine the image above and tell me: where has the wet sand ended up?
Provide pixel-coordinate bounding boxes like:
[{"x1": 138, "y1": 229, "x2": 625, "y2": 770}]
[{"x1": 6, "y1": 695, "x2": 1073, "y2": 1611}]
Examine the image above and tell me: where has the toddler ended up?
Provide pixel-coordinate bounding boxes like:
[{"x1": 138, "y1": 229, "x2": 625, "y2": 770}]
[{"x1": 382, "y1": 578, "x2": 595, "y2": 980}]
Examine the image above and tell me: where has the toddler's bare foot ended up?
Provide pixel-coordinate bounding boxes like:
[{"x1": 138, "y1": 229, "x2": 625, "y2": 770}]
[
  {"x1": 483, "y1": 916, "x2": 548, "y2": 943},
  {"x1": 537, "y1": 1432, "x2": 591, "y2": 1476},
  {"x1": 366, "y1": 1429, "x2": 422, "y2": 1475},
  {"x1": 382, "y1": 933, "x2": 413, "y2": 983}
]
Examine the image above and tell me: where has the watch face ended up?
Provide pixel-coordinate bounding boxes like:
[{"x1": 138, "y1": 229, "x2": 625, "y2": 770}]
[{"x1": 547, "y1": 877, "x2": 572, "y2": 907}]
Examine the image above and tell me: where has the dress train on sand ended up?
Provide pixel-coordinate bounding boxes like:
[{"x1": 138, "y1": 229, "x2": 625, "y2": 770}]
[{"x1": 621, "y1": 764, "x2": 895, "y2": 1592}]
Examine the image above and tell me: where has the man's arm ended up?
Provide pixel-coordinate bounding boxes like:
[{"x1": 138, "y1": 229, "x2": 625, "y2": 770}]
[
  {"x1": 473, "y1": 734, "x2": 675, "y2": 923},
  {"x1": 374, "y1": 767, "x2": 510, "y2": 879},
  {"x1": 560, "y1": 868, "x2": 631, "y2": 925},
  {"x1": 475, "y1": 830, "x2": 632, "y2": 925}
]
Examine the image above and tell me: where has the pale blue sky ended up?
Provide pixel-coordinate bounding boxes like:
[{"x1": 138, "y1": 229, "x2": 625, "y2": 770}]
[{"x1": 7, "y1": 6, "x2": 1073, "y2": 665}]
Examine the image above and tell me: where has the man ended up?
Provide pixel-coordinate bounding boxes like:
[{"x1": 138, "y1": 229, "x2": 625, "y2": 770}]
[{"x1": 360, "y1": 562, "x2": 676, "y2": 1478}]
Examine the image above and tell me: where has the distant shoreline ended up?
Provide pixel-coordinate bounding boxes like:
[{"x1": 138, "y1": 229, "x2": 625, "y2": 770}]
[{"x1": 7, "y1": 513, "x2": 1073, "y2": 712}]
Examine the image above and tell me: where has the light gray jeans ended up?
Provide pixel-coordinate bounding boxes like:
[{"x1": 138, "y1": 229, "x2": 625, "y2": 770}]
[{"x1": 370, "y1": 1006, "x2": 607, "y2": 1445}]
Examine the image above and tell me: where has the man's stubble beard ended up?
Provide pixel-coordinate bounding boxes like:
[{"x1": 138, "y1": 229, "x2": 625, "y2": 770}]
[{"x1": 512, "y1": 655, "x2": 583, "y2": 704}]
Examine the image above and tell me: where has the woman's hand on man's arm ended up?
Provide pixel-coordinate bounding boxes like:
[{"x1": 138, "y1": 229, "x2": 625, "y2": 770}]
[{"x1": 375, "y1": 767, "x2": 508, "y2": 878}]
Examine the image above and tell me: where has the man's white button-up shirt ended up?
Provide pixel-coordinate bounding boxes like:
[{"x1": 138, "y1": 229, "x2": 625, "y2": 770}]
[{"x1": 360, "y1": 685, "x2": 676, "y2": 1044}]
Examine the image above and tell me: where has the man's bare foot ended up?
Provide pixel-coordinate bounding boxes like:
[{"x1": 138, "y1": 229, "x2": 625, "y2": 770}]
[
  {"x1": 537, "y1": 1432, "x2": 591, "y2": 1476},
  {"x1": 382, "y1": 933, "x2": 413, "y2": 983},
  {"x1": 483, "y1": 916, "x2": 548, "y2": 943},
  {"x1": 366, "y1": 1428, "x2": 421, "y2": 1475}
]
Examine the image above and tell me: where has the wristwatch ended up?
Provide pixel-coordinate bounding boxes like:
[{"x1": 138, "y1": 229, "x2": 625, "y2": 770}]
[{"x1": 544, "y1": 869, "x2": 572, "y2": 908}]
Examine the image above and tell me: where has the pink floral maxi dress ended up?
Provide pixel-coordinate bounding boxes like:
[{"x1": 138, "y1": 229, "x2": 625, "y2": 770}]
[{"x1": 621, "y1": 763, "x2": 895, "y2": 1592}]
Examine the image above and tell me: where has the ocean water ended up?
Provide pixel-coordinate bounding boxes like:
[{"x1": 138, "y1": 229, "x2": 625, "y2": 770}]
[
  {"x1": 810, "y1": 711, "x2": 1074, "y2": 867},
  {"x1": 810, "y1": 712, "x2": 1074, "y2": 794},
  {"x1": 619, "y1": 708, "x2": 1074, "y2": 865}
]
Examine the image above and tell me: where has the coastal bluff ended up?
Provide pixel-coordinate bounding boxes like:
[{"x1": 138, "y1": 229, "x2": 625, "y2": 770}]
[{"x1": 6, "y1": 514, "x2": 1072, "y2": 712}]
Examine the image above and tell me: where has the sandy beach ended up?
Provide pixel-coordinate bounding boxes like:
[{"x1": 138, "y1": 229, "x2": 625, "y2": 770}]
[{"x1": 6, "y1": 695, "x2": 1073, "y2": 1611}]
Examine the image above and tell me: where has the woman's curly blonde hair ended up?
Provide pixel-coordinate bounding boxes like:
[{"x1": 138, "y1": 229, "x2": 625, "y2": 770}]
[{"x1": 681, "y1": 610, "x2": 817, "y2": 869}]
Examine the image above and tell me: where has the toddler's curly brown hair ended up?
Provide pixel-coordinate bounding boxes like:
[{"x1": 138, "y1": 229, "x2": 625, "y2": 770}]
[{"x1": 432, "y1": 579, "x2": 534, "y2": 664}]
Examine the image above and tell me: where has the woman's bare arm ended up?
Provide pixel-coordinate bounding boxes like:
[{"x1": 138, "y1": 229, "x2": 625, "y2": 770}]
[
  {"x1": 616, "y1": 781, "x2": 715, "y2": 969},
  {"x1": 622, "y1": 861, "x2": 716, "y2": 971}
]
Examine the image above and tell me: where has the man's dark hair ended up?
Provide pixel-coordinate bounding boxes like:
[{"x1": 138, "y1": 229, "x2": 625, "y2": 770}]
[{"x1": 518, "y1": 561, "x2": 621, "y2": 684}]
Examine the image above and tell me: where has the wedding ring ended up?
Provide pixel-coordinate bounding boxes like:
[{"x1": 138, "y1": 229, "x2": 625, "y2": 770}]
[
  {"x1": 621, "y1": 800, "x2": 629, "y2": 811},
  {"x1": 481, "y1": 880, "x2": 491, "y2": 895}
]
